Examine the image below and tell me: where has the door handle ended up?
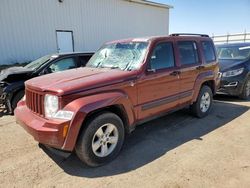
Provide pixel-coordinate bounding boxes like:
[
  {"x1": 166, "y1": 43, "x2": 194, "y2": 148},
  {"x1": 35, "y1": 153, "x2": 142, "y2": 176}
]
[
  {"x1": 196, "y1": 66, "x2": 205, "y2": 70},
  {"x1": 170, "y1": 71, "x2": 181, "y2": 76},
  {"x1": 130, "y1": 81, "x2": 135, "y2": 87}
]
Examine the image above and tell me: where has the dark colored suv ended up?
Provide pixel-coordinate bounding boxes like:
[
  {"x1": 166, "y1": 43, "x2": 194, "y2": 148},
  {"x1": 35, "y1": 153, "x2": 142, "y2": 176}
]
[
  {"x1": 15, "y1": 34, "x2": 220, "y2": 167},
  {"x1": 0, "y1": 52, "x2": 93, "y2": 113},
  {"x1": 216, "y1": 43, "x2": 250, "y2": 99}
]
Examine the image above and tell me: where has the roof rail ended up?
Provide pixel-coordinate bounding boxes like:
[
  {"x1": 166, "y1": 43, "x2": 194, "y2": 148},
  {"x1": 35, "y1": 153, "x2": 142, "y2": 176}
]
[{"x1": 170, "y1": 33, "x2": 209, "y2": 37}]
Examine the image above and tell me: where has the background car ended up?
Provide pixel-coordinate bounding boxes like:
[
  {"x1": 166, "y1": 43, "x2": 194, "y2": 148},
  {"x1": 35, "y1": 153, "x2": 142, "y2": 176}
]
[
  {"x1": 0, "y1": 52, "x2": 93, "y2": 113},
  {"x1": 216, "y1": 43, "x2": 250, "y2": 99}
]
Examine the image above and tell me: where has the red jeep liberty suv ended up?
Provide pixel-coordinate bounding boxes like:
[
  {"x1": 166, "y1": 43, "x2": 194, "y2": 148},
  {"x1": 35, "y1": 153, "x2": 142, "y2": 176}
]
[{"x1": 15, "y1": 34, "x2": 220, "y2": 167}]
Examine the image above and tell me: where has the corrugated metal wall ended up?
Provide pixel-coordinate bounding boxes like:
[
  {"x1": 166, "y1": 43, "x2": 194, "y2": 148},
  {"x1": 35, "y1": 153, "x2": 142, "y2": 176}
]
[{"x1": 0, "y1": 0, "x2": 169, "y2": 65}]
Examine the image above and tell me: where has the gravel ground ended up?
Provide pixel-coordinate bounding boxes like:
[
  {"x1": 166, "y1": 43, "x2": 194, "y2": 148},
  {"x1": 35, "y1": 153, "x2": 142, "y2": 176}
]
[{"x1": 0, "y1": 95, "x2": 250, "y2": 188}]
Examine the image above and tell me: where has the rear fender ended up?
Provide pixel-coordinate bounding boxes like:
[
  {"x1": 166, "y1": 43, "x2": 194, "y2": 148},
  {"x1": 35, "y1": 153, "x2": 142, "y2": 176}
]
[
  {"x1": 192, "y1": 71, "x2": 217, "y2": 103},
  {"x1": 61, "y1": 92, "x2": 135, "y2": 151}
]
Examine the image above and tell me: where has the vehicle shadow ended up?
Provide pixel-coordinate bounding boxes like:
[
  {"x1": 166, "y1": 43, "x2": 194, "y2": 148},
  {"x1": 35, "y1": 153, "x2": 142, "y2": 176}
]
[
  {"x1": 214, "y1": 94, "x2": 250, "y2": 102},
  {"x1": 41, "y1": 100, "x2": 249, "y2": 178}
]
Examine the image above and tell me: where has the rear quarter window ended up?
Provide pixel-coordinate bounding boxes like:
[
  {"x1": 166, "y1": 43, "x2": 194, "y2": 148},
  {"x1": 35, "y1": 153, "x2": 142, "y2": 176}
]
[{"x1": 201, "y1": 41, "x2": 216, "y2": 63}]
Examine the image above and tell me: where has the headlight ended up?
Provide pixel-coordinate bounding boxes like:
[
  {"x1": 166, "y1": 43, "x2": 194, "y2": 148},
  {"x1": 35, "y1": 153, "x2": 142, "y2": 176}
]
[
  {"x1": 44, "y1": 94, "x2": 74, "y2": 120},
  {"x1": 0, "y1": 81, "x2": 8, "y2": 87},
  {"x1": 44, "y1": 94, "x2": 59, "y2": 118},
  {"x1": 222, "y1": 68, "x2": 244, "y2": 77}
]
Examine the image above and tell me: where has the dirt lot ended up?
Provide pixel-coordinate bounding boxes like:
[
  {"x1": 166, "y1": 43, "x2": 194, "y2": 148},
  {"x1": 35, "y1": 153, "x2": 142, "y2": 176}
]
[{"x1": 0, "y1": 96, "x2": 250, "y2": 188}]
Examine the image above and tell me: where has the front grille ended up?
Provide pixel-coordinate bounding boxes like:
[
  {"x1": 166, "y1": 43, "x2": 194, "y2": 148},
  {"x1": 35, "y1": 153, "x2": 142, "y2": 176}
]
[{"x1": 26, "y1": 89, "x2": 44, "y2": 116}]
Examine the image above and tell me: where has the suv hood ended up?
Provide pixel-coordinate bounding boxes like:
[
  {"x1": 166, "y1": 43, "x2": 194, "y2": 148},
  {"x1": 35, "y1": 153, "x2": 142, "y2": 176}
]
[
  {"x1": 219, "y1": 59, "x2": 247, "y2": 72},
  {"x1": 0, "y1": 66, "x2": 33, "y2": 82},
  {"x1": 26, "y1": 67, "x2": 137, "y2": 95}
]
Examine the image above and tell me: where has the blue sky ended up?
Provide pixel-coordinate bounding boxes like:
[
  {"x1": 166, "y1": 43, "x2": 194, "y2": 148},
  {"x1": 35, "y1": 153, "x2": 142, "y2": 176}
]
[{"x1": 153, "y1": 0, "x2": 250, "y2": 36}]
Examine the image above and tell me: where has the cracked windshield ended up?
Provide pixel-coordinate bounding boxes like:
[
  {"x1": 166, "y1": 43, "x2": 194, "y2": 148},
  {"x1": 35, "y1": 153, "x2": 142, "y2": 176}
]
[{"x1": 87, "y1": 42, "x2": 148, "y2": 71}]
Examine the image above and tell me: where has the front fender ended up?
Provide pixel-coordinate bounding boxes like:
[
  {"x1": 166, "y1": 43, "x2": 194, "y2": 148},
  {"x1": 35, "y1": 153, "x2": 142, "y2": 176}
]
[
  {"x1": 4, "y1": 81, "x2": 24, "y2": 110},
  {"x1": 4, "y1": 81, "x2": 24, "y2": 94},
  {"x1": 61, "y1": 92, "x2": 135, "y2": 151}
]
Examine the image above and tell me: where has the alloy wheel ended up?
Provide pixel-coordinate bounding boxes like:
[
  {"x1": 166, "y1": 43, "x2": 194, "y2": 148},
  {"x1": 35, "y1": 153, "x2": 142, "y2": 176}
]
[
  {"x1": 200, "y1": 92, "x2": 211, "y2": 113},
  {"x1": 91, "y1": 123, "x2": 119, "y2": 157}
]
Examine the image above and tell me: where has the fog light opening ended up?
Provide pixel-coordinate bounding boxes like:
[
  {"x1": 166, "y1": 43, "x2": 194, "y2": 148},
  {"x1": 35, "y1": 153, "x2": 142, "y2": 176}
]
[{"x1": 224, "y1": 82, "x2": 238, "y2": 87}]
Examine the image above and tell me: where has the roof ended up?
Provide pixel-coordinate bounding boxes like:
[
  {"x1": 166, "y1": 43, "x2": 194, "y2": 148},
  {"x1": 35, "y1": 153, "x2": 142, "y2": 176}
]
[
  {"x1": 124, "y1": 0, "x2": 173, "y2": 9},
  {"x1": 106, "y1": 34, "x2": 212, "y2": 44},
  {"x1": 47, "y1": 52, "x2": 94, "y2": 59},
  {"x1": 106, "y1": 36, "x2": 162, "y2": 44},
  {"x1": 55, "y1": 52, "x2": 94, "y2": 56}
]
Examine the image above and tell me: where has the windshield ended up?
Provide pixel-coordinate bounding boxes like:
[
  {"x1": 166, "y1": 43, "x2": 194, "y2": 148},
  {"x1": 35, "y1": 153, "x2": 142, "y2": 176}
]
[
  {"x1": 86, "y1": 42, "x2": 148, "y2": 71},
  {"x1": 217, "y1": 45, "x2": 250, "y2": 60},
  {"x1": 24, "y1": 55, "x2": 51, "y2": 70}
]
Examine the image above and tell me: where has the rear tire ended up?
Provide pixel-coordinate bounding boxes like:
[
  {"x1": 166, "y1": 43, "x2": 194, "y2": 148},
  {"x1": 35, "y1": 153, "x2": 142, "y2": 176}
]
[
  {"x1": 239, "y1": 77, "x2": 250, "y2": 100},
  {"x1": 75, "y1": 112, "x2": 125, "y2": 167},
  {"x1": 191, "y1": 85, "x2": 213, "y2": 118}
]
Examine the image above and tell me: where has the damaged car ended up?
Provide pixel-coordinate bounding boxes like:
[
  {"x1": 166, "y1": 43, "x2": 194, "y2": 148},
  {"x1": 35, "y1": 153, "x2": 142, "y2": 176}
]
[
  {"x1": 0, "y1": 52, "x2": 93, "y2": 113},
  {"x1": 216, "y1": 43, "x2": 250, "y2": 99}
]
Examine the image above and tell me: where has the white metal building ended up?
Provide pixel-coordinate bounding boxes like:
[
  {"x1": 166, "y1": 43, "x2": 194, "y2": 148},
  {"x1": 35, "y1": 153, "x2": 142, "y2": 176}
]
[{"x1": 0, "y1": 0, "x2": 171, "y2": 65}]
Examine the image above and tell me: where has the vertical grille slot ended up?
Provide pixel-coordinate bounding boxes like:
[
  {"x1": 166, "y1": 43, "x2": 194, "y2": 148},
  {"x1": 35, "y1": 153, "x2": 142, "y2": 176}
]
[{"x1": 25, "y1": 89, "x2": 44, "y2": 116}]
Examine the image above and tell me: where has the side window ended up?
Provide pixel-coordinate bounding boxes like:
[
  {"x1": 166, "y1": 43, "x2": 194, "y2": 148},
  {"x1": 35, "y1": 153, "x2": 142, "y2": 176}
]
[
  {"x1": 149, "y1": 42, "x2": 175, "y2": 70},
  {"x1": 201, "y1": 41, "x2": 216, "y2": 63},
  {"x1": 47, "y1": 58, "x2": 77, "y2": 73},
  {"x1": 178, "y1": 41, "x2": 199, "y2": 65}
]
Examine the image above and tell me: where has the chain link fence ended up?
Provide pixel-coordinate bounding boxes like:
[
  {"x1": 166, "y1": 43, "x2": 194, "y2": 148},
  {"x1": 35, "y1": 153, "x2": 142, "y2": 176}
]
[{"x1": 212, "y1": 32, "x2": 250, "y2": 44}]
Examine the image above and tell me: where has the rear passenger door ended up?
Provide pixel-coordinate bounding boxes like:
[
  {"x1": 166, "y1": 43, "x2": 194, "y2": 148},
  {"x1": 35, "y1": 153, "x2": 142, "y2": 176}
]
[{"x1": 177, "y1": 40, "x2": 202, "y2": 104}]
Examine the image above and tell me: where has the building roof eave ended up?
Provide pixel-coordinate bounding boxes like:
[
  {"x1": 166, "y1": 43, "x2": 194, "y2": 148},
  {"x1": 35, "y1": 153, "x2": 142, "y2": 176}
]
[{"x1": 124, "y1": 0, "x2": 173, "y2": 9}]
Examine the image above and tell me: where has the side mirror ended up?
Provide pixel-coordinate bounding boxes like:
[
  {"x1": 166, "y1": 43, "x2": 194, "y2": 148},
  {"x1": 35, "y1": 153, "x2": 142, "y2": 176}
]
[
  {"x1": 39, "y1": 69, "x2": 49, "y2": 75},
  {"x1": 146, "y1": 59, "x2": 156, "y2": 73}
]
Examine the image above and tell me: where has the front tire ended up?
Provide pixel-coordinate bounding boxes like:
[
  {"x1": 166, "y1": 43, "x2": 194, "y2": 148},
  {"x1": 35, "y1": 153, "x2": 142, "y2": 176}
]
[
  {"x1": 11, "y1": 90, "x2": 24, "y2": 112},
  {"x1": 239, "y1": 77, "x2": 250, "y2": 100},
  {"x1": 75, "y1": 112, "x2": 125, "y2": 167},
  {"x1": 191, "y1": 85, "x2": 213, "y2": 118}
]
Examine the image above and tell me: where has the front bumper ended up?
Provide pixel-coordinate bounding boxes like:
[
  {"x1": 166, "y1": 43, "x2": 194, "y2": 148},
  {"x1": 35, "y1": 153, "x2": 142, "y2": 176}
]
[
  {"x1": 15, "y1": 102, "x2": 71, "y2": 150},
  {"x1": 217, "y1": 75, "x2": 245, "y2": 96}
]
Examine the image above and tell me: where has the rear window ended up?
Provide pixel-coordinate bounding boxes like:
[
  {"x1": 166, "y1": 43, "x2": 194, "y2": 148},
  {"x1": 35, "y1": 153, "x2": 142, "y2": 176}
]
[
  {"x1": 202, "y1": 41, "x2": 216, "y2": 63},
  {"x1": 178, "y1": 41, "x2": 199, "y2": 65}
]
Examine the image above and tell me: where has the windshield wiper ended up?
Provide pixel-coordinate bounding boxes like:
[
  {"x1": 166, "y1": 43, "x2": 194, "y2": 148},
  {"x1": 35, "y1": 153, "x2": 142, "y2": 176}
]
[
  {"x1": 95, "y1": 51, "x2": 108, "y2": 68},
  {"x1": 95, "y1": 61, "x2": 103, "y2": 68},
  {"x1": 110, "y1": 66, "x2": 120, "y2": 69},
  {"x1": 101, "y1": 64, "x2": 120, "y2": 70}
]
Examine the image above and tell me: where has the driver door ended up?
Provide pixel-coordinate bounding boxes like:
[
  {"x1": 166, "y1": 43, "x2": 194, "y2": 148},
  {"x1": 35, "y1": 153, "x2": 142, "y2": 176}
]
[
  {"x1": 137, "y1": 41, "x2": 180, "y2": 120},
  {"x1": 44, "y1": 57, "x2": 78, "y2": 74}
]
